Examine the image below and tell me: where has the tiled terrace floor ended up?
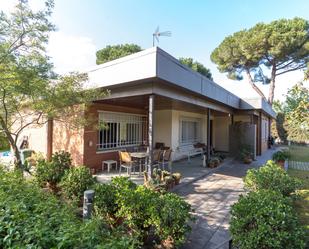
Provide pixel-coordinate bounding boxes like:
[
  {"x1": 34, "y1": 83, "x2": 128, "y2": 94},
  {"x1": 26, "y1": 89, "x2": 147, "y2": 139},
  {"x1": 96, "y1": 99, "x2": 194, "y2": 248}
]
[
  {"x1": 94, "y1": 156, "x2": 233, "y2": 186},
  {"x1": 176, "y1": 148, "x2": 277, "y2": 249}
]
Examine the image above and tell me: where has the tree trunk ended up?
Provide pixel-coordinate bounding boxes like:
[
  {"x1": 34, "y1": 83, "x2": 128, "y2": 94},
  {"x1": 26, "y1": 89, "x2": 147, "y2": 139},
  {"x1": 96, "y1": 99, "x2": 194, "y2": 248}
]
[
  {"x1": 268, "y1": 79, "x2": 275, "y2": 106},
  {"x1": 245, "y1": 69, "x2": 267, "y2": 100},
  {"x1": 0, "y1": 117, "x2": 22, "y2": 169},
  {"x1": 268, "y1": 67, "x2": 276, "y2": 106}
]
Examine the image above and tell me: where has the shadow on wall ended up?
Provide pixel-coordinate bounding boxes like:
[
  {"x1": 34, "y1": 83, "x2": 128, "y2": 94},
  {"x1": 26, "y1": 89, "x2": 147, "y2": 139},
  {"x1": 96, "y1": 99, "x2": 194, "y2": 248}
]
[{"x1": 53, "y1": 121, "x2": 84, "y2": 166}]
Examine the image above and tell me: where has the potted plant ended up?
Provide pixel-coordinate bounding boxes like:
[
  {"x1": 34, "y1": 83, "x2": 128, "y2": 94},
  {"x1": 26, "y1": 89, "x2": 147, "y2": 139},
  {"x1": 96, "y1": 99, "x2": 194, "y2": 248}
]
[
  {"x1": 272, "y1": 150, "x2": 290, "y2": 168},
  {"x1": 208, "y1": 159, "x2": 215, "y2": 168},
  {"x1": 212, "y1": 157, "x2": 220, "y2": 167},
  {"x1": 172, "y1": 172, "x2": 182, "y2": 185},
  {"x1": 164, "y1": 176, "x2": 175, "y2": 190},
  {"x1": 241, "y1": 148, "x2": 253, "y2": 164}
]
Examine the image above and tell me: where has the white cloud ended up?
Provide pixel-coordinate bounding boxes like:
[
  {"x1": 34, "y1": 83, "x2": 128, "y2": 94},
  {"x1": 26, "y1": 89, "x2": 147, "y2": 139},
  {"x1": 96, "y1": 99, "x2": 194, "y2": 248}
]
[
  {"x1": 0, "y1": 1, "x2": 17, "y2": 13},
  {"x1": 47, "y1": 32, "x2": 97, "y2": 74},
  {"x1": 0, "y1": 0, "x2": 44, "y2": 13}
]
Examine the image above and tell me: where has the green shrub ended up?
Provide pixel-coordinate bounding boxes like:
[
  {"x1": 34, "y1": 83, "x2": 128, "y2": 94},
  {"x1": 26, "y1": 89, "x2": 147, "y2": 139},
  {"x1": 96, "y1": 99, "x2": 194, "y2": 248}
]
[
  {"x1": 272, "y1": 149, "x2": 291, "y2": 161},
  {"x1": 116, "y1": 185, "x2": 159, "y2": 231},
  {"x1": 111, "y1": 176, "x2": 137, "y2": 190},
  {"x1": 60, "y1": 166, "x2": 96, "y2": 200},
  {"x1": 230, "y1": 190, "x2": 305, "y2": 249},
  {"x1": 51, "y1": 151, "x2": 72, "y2": 169},
  {"x1": 35, "y1": 151, "x2": 72, "y2": 186},
  {"x1": 0, "y1": 168, "x2": 107, "y2": 248},
  {"x1": 151, "y1": 193, "x2": 193, "y2": 246},
  {"x1": 94, "y1": 177, "x2": 193, "y2": 247},
  {"x1": 94, "y1": 183, "x2": 118, "y2": 220},
  {"x1": 244, "y1": 160, "x2": 301, "y2": 196}
]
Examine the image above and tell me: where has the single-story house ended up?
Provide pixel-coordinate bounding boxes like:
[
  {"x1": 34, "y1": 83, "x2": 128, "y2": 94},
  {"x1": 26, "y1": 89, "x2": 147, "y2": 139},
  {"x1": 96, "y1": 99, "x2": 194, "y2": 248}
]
[{"x1": 19, "y1": 47, "x2": 276, "y2": 171}]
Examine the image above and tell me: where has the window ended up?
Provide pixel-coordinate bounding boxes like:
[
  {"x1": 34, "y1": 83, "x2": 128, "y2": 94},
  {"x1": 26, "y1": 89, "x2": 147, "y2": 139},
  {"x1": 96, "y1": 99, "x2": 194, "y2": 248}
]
[
  {"x1": 180, "y1": 118, "x2": 201, "y2": 144},
  {"x1": 98, "y1": 112, "x2": 147, "y2": 150}
]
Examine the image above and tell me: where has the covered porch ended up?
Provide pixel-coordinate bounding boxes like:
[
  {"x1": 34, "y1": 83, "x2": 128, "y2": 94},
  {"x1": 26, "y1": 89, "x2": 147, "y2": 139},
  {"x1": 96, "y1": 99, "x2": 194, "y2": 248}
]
[{"x1": 84, "y1": 91, "x2": 233, "y2": 175}]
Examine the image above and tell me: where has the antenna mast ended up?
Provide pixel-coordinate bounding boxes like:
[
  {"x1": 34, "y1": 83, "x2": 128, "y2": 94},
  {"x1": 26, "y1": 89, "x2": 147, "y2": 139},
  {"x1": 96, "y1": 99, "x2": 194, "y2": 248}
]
[{"x1": 152, "y1": 26, "x2": 171, "y2": 46}]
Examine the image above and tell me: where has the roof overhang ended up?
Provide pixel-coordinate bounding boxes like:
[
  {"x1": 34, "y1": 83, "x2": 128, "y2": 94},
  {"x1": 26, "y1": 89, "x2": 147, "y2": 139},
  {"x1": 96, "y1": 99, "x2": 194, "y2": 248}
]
[{"x1": 85, "y1": 46, "x2": 275, "y2": 118}]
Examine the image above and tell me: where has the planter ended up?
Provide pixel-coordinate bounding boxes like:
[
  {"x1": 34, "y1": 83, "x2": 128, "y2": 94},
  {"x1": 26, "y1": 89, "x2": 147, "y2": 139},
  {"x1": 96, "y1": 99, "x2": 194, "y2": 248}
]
[
  {"x1": 172, "y1": 173, "x2": 181, "y2": 185},
  {"x1": 276, "y1": 160, "x2": 285, "y2": 168},
  {"x1": 243, "y1": 157, "x2": 252, "y2": 164},
  {"x1": 208, "y1": 162, "x2": 215, "y2": 168}
]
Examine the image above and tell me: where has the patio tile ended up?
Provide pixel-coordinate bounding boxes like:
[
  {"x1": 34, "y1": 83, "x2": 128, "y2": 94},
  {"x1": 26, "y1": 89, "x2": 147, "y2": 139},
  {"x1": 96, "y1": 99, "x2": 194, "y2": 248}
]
[{"x1": 177, "y1": 149, "x2": 276, "y2": 249}]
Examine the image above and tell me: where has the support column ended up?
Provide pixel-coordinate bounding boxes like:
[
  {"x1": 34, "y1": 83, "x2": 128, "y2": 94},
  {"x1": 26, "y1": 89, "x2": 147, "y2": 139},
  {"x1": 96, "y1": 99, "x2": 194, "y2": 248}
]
[
  {"x1": 206, "y1": 108, "x2": 211, "y2": 164},
  {"x1": 148, "y1": 95, "x2": 155, "y2": 177},
  {"x1": 258, "y1": 112, "x2": 262, "y2": 155},
  {"x1": 47, "y1": 118, "x2": 53, "y2": 160},
  {"x1": 231, "y1": 114, "x2": 234, "y2": 125}
]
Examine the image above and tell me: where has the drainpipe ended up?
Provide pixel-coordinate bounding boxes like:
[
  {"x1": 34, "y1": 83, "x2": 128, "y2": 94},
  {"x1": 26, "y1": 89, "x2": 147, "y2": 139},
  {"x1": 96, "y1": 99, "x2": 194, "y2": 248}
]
[
  {"x1": 206, "y1": 108, "x2": 211, "y2": 164},
  {"x1": 148, "y1": 95, "x2": 155, "y2": 177}
]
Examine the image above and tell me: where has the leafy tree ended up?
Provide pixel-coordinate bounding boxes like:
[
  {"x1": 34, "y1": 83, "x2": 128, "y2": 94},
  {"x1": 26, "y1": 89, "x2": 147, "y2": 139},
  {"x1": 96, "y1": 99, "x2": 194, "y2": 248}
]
[
  {"x1": 96, "y1": 44, "x2": 142, "y2": 64},
  {"x1": 179, "y1": 57, "x2": 213, "y2": 80},
  {"x1": 0, "y1": 1, "x2": 105, "y2": 169},
  {"x1": 272, "y1": 82, "x2": 309, "y2": 143},
  {"x1": 0, "y1": 132, "x2": 9, "y2": 151},
  {"x1": 211, "y1": 18, "x2": 309, "y2": 105},
  {"x1": 284, "y1": 82, "x2": 309, "y2": 142}
]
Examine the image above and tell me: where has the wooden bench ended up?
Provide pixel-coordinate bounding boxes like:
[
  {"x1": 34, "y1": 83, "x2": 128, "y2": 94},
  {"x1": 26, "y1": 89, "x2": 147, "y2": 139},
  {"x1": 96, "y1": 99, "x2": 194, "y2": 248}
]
[{"x1": 178, "y1": 144, "x2": 204, "y2": 162}]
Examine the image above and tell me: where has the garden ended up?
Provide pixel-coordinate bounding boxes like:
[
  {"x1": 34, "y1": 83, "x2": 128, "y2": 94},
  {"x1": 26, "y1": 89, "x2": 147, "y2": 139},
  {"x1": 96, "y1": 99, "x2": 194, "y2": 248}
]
[
  {"x1": 230, "y1": 160, "x2": 307, "y2": 249},
  {"x1": 0, "y1": 151, "x2": 193, "y2": 249}
]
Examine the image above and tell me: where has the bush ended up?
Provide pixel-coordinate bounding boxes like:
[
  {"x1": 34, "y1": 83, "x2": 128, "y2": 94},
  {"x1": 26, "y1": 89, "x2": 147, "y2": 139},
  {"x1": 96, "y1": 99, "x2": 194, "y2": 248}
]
[
  {"x1": 51, "y1": 151, "x2": 72, "y2": 169},
  {"x1": 230, "y1": 190, "x2": 305, "y2": 249},
  {"x1": 272, "y1": 149, "x2": 290, "y2": 161},
  {"x1": 94, "y1": 183, "x2": 118, "y2": 220},
  {"x1": 151, "y1": 193, "x2": 193, "y2": 246},
  {"x1": 244, "y1": 160, "x2": 301, "y2": 196},
  {"x1": 35, "y1": 151, "x2": 72, "y2": 187},
  {"x1": 94, "y1": 176, "x2": 193, "y2": 247},
  {"x1": 0, "y1": 167, "x2": 138, "y2": 248},
  {"x1": 60, "y1": 166, "x2": 96, "y2": 200}
]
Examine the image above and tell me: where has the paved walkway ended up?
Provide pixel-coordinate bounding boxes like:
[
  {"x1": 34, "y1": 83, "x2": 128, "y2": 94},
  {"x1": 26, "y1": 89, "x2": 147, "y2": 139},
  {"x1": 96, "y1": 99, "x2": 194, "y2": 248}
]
[{"x1": 176, "y1": 149, "x2": 276, "y2": 249}]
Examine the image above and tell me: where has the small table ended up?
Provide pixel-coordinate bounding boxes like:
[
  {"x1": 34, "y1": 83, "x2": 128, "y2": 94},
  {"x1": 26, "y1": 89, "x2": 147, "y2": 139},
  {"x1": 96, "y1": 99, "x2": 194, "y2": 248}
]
[
  {"x1": 130, "y1": 152, "x2": 149, "y2": 175},
  {"x1": 102, "y1": 160, "x2": 117, "y2": 173}
]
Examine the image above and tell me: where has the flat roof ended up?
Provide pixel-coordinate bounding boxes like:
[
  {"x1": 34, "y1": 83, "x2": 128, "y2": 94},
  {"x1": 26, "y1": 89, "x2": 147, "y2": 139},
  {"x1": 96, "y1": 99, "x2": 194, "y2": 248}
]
[{"x1": 85, "y1": 47, "x2": 276, "y2": 118}]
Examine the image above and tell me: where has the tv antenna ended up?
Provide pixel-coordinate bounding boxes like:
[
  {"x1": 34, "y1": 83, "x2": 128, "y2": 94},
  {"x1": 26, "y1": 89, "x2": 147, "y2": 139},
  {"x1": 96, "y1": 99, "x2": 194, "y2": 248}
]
[{"x1": 152, "y1": 26, "x2": 171, "y2": 46}]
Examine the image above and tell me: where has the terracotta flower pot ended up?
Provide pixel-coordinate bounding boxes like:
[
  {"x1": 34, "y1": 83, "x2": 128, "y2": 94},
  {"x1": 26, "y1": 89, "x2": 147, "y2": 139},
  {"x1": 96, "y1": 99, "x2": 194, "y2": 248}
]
[
  {"x1": 276, "y1": 160, "x2": 285, "y2": 168},
  {"x1": 243, "y1": 157, "x2": 252, "y2": 164},
  {"x1": 208, "y1": 162, "x2": 215, "y2": 168}
]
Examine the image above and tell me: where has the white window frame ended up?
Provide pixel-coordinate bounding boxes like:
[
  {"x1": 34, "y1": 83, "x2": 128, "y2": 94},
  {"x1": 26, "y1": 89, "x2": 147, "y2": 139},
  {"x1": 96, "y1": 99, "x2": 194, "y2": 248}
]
[
  {"x1": 97, "y1": 111, "x2": 147, "y2": 150},
  {"x1": 179, "y1": 117, "x2": 202, "y2": 145}
]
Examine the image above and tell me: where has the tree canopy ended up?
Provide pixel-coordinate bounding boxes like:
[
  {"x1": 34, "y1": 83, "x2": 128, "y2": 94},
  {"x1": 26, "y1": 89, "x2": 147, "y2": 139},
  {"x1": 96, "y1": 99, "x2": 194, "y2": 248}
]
[
  {"x1": 272, "y1": 82, "x2": 309, "y2": 143},
  {"x1": 179, "y1": 57, "x2": 213, "y2": 80},
  {"x1": 96, "y1": 44, "x2": 142, "y2": 64},
  {"x1": 211, "y1": 18, "x2": 309, "y2": 105},
  {"x1": 284, "y1": 82, "x2": 309, "y2": 143},
  {"x1": 0, "y1": 0, "x2": 105, "y2": 168}
]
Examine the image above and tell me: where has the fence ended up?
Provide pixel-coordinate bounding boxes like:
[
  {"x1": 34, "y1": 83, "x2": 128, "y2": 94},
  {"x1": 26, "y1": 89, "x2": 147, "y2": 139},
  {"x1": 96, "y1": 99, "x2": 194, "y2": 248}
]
[{"x1": 288, "y1": 160, "x2": 309, "y2": 171}]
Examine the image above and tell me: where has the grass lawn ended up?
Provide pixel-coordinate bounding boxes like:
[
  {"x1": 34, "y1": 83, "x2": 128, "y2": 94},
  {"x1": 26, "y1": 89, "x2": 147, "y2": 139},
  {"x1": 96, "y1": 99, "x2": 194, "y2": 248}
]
[
  {"x1": 288, "y1": 145, "x2": 309, "y2": 162},
  {"x1": 288, "y1": 169, "x2": 309, "y2": 245}
]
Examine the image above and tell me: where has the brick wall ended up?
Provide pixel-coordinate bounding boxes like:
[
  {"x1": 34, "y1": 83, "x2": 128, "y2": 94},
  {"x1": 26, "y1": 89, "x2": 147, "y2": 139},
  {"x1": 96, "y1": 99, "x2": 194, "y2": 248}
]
[
  {"x1": 53, "y1": 119, "x2": 84, "y2": 166},
  {"x1": 83, "y1": 103, "x2": 147, "y2": 172}
]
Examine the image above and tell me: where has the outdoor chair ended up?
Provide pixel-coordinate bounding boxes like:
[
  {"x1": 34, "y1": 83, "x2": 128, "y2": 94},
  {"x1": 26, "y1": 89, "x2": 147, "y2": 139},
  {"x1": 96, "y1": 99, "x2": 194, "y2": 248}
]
[
  {"x1": 118, "y1": 151, "x2": 138, "y2": 176},
  {"x1": 159, "y1": 149, "x2": 172, "y2": 171},
  {"x1": 152, "y1": 149, "x2": 163, "y2": 169}
]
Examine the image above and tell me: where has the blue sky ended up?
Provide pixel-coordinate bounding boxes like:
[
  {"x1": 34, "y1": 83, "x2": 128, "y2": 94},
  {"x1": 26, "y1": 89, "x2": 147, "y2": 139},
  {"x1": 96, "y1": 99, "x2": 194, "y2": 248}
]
[{"x1": 1, "y1": 0, "x2": 308, "y2": 100}]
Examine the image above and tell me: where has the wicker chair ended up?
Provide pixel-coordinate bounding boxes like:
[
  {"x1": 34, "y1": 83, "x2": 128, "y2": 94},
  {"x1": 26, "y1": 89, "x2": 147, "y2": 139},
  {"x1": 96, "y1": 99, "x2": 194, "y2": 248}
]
[{"x1": 118, "y1": 151, "x2": 138, "y2": 176}]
